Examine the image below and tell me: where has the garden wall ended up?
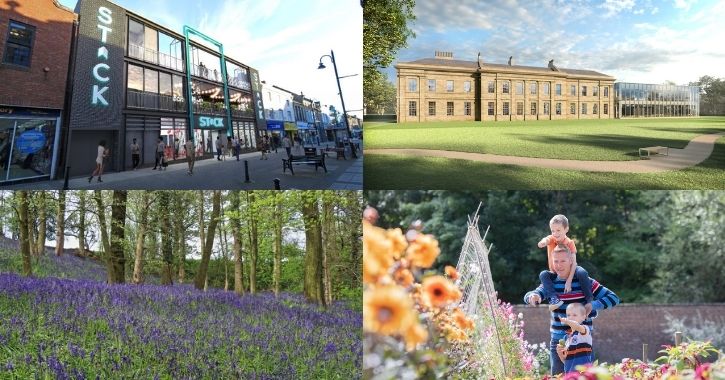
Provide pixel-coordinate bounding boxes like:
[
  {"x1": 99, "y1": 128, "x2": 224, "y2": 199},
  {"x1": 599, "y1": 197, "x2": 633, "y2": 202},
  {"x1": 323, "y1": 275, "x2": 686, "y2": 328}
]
[{"x1": 513, "y1": 303, "x2": 725, "y2": 363}]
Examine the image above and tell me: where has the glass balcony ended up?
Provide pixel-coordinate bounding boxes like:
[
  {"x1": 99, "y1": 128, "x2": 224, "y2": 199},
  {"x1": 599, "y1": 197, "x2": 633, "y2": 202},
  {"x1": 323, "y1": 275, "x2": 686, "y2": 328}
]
[
  {"x1": 192, "y1": 101, "x2": 226, "y2": 115},
  {"x1": 128, "y1": 43, "x2": 184, "y2": 72},
  {"x1": 127, "y1": 90, "x2": 186, "y2": 112},
  {"x1": 191, "y1": 63, "x2": 222, "y2": 83}
]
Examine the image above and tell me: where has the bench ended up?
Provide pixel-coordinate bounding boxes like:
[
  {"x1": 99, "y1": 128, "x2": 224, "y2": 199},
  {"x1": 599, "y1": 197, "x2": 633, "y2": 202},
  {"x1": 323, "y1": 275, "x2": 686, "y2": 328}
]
[
  {"x1": 325, "y1": 147, "x2": 346, "y2": 159},
  {"x1": 282, "y1": 150, "x2": 327, "y2": 175},
  {"x1": 639, "y1": 146, "x2": 669, "y2": 159}
]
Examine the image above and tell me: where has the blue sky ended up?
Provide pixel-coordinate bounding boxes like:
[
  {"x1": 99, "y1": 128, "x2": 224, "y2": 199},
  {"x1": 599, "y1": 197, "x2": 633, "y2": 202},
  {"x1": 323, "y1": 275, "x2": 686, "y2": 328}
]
[
  {"x1": 390, "y1": 0, "x2": 725, "y2": 86},
  {"x1": 57, "y1": 0, "x2": 362, "y2": 118}
]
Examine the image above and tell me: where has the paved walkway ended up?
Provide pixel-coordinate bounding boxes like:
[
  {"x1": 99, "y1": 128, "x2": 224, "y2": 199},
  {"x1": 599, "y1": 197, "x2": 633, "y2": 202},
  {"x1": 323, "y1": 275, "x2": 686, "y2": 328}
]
[
  {"x1": 4, "y1": 148, "x2": 363, "y2": 190},
  {"x1": 366, "y1": 132, "x2": 725, "y2": 173}
]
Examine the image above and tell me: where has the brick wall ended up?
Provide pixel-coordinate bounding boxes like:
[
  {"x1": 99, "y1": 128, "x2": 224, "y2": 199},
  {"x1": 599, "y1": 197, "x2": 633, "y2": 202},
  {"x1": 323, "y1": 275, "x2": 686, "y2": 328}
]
[
  {"x1": 513, "y1": 303, "x2": 725, "y2": 363},
  {"x1": 0, "y1": 0, "x2": 76, "y2": 109}
]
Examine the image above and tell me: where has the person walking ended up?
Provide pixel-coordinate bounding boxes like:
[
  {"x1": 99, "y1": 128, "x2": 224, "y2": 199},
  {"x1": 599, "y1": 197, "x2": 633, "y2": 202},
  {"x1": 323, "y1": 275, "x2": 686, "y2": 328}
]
[
  {"x1": 152, "y1": 137, "x2": 165, "y2": 170},
  {"x1": 272, "y1": 134, "x2": 280, "y2": 153},
  {"x1": 233, "y1": 135, "x2": 241, "y2": 161},
  {"x1": 215, "y1": 135, "x2": 223, "y2": 161},
  {"x1": 282, "y1": 135, "x2": 292, "y2": 157},
  {"x1": 88, "y1": 140, "x2": 108, "y2": 183},
  {"x1": 130, "y1": 138, "x2": 141, "y2": 170},
  {"x1": 184, "y1": 139, "x2": 195, "y2": 175}
]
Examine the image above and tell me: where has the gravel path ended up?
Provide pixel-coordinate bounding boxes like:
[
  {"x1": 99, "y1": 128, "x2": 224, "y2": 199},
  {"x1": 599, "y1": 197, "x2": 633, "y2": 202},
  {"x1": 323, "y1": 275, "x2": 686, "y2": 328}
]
[{"x1": 366, "y1": 132, "x2": 725, "y2": 173}]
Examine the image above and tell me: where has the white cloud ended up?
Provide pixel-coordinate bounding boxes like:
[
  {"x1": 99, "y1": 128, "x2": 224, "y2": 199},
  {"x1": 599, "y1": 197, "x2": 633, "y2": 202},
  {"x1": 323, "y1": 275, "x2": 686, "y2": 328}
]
[
  {"x1": 634, "y1": 8, "x2": 645, "y2": 14},
  {"x1": 651, "y1": 6, "x2": 659, "y2": 14},
  {"x1": 673, "y1": 0, "x2": 697, "y2": 11},
  {"x1": 599, "y1": 0, "x2": 636, "y2": 17}
]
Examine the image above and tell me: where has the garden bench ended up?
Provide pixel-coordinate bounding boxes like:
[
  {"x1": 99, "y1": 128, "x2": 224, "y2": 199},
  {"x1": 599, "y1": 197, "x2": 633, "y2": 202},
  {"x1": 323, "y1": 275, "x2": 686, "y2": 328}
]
[
  {"x1": 638, "y1": 146, "x2": 669, "y2": 159},
  {"x1": 282, "y1": 149, "x2": 327, "y2": 174}
]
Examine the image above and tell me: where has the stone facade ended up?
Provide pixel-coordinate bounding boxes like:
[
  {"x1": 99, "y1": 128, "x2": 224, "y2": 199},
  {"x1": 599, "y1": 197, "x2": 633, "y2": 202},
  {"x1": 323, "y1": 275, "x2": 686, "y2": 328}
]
[{"x1": 396, "y1": 52, "x2": 615, "y2": 123}]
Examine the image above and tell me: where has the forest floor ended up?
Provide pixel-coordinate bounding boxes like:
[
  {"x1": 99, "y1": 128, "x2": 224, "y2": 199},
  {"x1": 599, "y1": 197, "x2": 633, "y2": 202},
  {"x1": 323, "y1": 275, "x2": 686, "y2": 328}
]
[{"x1": 0, "y1": 241, "x2": 361, "y2": 379}]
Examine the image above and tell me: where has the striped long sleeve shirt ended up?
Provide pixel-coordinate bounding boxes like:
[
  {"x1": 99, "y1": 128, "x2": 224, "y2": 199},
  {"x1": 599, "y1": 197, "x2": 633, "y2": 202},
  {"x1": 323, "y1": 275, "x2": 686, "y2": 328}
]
[{"x1": 523, "y1": 276, "x2": 620, "y2": 339}]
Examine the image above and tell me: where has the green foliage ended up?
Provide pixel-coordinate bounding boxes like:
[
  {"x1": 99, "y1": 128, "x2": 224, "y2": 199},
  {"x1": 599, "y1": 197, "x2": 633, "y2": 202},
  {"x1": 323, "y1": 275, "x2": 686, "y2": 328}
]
[
  {"x1": 363, "y1": 68, "x2": 397, "y2": 115},
  {"x1": 363, "y1": 0, "x2": 416, "y2": 69},
  {"x1": 689, "y1": 75, "x2": 725, "y2": 115}
]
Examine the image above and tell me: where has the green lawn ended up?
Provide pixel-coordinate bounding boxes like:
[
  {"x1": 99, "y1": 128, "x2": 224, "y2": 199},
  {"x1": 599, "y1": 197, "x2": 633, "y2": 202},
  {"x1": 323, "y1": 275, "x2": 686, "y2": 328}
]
[
  {"x1": 363, "y1": 117, "x2": 725, "y2": 189},
  {"x1": 365, "y1": 117, "x2": 725, "y2": 160}
]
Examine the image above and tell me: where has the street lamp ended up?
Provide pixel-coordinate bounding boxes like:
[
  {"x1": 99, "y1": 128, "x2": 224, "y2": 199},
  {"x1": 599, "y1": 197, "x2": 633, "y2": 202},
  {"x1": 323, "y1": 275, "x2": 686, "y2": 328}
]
[{"x1": 318, "y1": 50, "x2": 351, "y2": 140}]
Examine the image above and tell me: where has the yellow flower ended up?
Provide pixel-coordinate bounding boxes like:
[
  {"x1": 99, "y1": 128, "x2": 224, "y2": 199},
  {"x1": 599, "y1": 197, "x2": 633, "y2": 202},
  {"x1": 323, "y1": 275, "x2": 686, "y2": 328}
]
[
  {"x1": 363, "y1": 285, "x2": 414, "y2": 335},
  {"x1": 386, "y1": 228, "x2": 407, "y2": 259},
  {"x1": 421, "y1": 275, "x2": 460, "y2": 308},
  {"x1": 363, "y1": 222, "x2": 394, "y2": 284},
  {"x1": 453, "y1": 308, "x2": 475, "y2": 330},
  {"x1": 445, "y1": 265, "x2": 459, "y2": 280},
  {"x1": 403, "y1": 322, "x2": 428, "y2": 351},
  {"x1": 393, "y1": 267, "x2": 415, "y2": 287},
  {"x1": 406, "y1": 234, "x2": 440, "y2": 269}
]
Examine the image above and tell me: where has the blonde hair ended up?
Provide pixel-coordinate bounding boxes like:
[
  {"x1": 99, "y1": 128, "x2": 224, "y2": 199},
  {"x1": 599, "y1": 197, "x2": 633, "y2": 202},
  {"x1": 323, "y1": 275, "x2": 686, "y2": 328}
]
[
  {"x1": 550, "y1": 214, "x2": 569, "y2": 228},
  {"x1": 566, "y1": 302, "x2": 586, "y2": 314},
  {"x1": 552, "y1": 244, "x2": 571, "y2": 255}
]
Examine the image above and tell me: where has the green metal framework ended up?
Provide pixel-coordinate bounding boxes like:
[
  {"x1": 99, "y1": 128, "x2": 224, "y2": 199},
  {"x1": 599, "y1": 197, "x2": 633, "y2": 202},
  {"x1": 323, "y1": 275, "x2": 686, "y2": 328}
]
[{"x1": 182, "y1": 25, "x2": 233, "y2": 141}]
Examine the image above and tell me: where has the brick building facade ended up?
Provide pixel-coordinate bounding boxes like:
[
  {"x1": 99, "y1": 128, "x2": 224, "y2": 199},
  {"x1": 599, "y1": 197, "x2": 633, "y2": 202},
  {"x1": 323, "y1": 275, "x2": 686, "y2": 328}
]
[
  {"x1": 396, "y1": 52, "x2": 616, "y2": 123},
  {"x1": 0, "y1": 0, "x2": 76, "y2": 183}
]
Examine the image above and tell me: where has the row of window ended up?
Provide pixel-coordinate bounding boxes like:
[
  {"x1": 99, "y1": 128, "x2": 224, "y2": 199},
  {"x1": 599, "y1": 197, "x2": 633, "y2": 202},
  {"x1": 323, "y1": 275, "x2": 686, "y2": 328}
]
[
  {"x1": 409, "y1": 78, "x2": 609, "y2": 98},
  {"x1": 411, "y1": 101, "x2": 609, "y2": 117}
]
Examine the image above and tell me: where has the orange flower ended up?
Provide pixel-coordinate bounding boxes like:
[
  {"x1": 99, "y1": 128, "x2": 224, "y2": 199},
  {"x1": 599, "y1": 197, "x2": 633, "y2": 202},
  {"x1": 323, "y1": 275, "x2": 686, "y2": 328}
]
[
  {"x1": 386, "y1": 228, "x2": 407, "y2": 259},
  {"x1": 445, "y1": 265, "x2": 459, "y2": 280},
  {"x1": 393, "y1": 267, "x2": 414, "y2": 287},
  {"x1": 406, "y1": 234, "x2": 440, "y2": 269},
  {"x1": 421, "y1": 275, "x2": 461, "y2": 308},
  {"x1": 363, "y1": 285, "x2": 415, "y2": 335},
  {"x1": 402, "y1": 322, "x2": 428, "y2": 351},
  {"x1": 453, "y1": 308, "x2": 475, "y2": 330},
  {"x1": 445, "y1": 326, "x2": 468, "y2": 342},
  {"x1": 363, "y1": 222, "x2": 394, "y2": 284}
]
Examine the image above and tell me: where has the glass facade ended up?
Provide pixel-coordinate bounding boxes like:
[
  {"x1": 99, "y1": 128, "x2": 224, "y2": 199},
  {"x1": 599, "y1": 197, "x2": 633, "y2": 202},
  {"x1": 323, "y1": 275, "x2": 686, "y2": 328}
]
[{"x1": 615, "y1": 82, "x2": 700, "y2": 118}]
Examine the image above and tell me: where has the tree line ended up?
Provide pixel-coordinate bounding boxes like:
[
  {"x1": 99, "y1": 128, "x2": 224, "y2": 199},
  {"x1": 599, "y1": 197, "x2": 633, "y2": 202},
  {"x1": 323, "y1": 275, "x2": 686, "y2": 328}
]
[
  {"x1": 2, "y1": 190, "x2": 363, "y2": 306},
  {"x1": 689, "y1": 76, "x2": 725, "y2": 116},
  {"x1": 366, "y1": 190, "x2": 724, "y2": 304}
]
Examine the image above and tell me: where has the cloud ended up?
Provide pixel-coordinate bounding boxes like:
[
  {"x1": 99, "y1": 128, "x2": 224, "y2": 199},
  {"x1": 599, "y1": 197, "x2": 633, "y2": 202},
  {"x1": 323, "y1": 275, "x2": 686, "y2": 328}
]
[
  {"x1": 673, "y1": 0, "x2": 697, "y2": 11},
  {"x1": 599, "y1": 0, "x2": 636, "y2": 17}
]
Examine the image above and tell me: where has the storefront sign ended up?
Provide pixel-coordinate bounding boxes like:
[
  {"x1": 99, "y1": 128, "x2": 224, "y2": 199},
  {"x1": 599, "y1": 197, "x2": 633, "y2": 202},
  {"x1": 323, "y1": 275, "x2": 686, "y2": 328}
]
[
  {"x1": 197, "y1": 115, "x2": 226, "y2": 129},
  {"x1": 249, "y1": 68, "x2": 265, "y2": 121},
  {"x1": 266, "y1": 120, "x2": 283, "y2": 131},
  {"x1": 92, "y1": 6, "x2": 113, "y2": 106},
  {"x1": 16, "y1": 131, "x2": 46, "y2": 154}
]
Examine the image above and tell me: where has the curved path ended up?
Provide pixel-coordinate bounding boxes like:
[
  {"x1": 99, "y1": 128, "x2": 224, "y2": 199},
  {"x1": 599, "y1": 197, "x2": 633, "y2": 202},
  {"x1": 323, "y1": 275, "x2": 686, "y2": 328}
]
[{"x1": 365, "y1": 132, "x2": 725, "y2": 173}]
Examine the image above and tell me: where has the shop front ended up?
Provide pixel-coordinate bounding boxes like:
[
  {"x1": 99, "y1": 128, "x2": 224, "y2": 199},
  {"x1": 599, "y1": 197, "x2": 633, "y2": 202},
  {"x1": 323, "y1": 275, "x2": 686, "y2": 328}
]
[{"x1": 0, "y1": 107, "x2": 61, "y2": 183}]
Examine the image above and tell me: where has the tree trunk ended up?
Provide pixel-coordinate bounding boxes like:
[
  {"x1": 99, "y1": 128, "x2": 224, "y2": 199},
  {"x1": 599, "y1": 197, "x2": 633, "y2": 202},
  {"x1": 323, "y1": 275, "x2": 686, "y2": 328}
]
[
  {"x1": 197, "y1": 191, "x2": 205, "y2": 284},
  {"x1": 160, "y1": 191, "x2": 173, "y2": 285},
  {"x1": 348, "y1": 191, "x2": 362, "y2": 285},
  {"x1": 247, "y1": 191, "x2": 258, "y2": 294},
  {"x1": 302, "y1": 192, "x2": 325, "y2": 306},
  {"x1": 18, "y1": 191, "x2": 32, "y2": 276},
  {"x1": 322, "y1": 196, "x2": 334, "y2": 305},
  {"x1": 231, "y1": 191, "x2": 244, "y2": 295},
  {"x1": 36, "y1": 191, "x2": 47, "y2": 255},
  {"x1": 194, "y1": 190, "x2": 221, "y2": 290},
  {"x1": 93, "y1": 190, "x2": 113, "y2": 283},
  {"x1": 77, "y1": 191, "x2": 87, "y2": 257},
  {"x1": 55, "y1": 191, "x2": 66, "y2": 256},
  {"x1": 108, "y1": 191, "x2": 127, "y2": 284},
  {"x1": 217, "y1": 198, "x2": 228, "y2": 291},
  {"x1": 173, "y1": 193, "x2": 185, "y2": 284},
  {"x1": 132, "y1": 191, "x2": 150, "y2": 284},
  {"x1": 273, "y1": 197, "x2": 282, "y2": 296}
]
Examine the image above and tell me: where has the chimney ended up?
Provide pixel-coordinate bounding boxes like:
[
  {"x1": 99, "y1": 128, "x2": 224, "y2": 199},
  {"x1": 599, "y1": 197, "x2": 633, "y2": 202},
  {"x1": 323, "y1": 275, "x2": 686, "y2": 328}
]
[
  {"x1": 434, "y1": 51, "x2": 454, "y2": 60},
  {"x1": 508, "y1": 56, "x2": 513, "y2": 66}
]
